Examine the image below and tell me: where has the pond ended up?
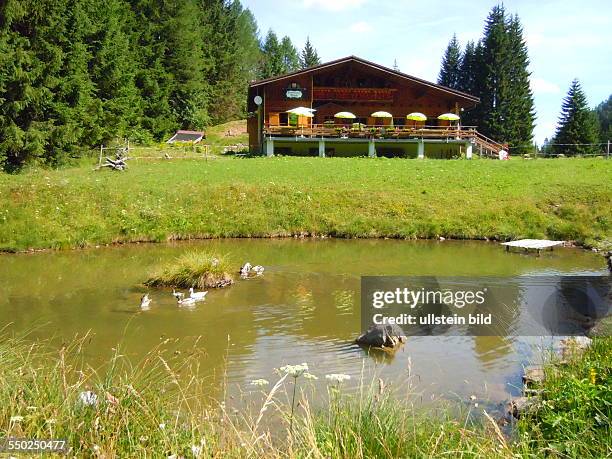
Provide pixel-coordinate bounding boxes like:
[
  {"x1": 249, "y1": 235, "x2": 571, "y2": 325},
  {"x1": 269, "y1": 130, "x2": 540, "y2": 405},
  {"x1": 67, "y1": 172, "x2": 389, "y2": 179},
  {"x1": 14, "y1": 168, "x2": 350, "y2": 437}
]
[{"x1": 0, "y1": 239, "x2": 606, "y2": 412}]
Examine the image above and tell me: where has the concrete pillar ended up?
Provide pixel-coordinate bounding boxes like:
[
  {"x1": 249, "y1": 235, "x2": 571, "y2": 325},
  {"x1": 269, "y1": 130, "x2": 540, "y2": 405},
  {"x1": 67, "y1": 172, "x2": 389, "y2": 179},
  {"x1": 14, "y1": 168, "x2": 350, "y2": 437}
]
[
  {"x1": 368, "y1": 139, "x2": 376, "y2": 158},
  {"x1": 417, "y1": 140, "x2": 425, "y2": 159},
  {"x1": 465, "y1": 142, "x2": 473, "y2": 159},
  {"x1": 265, "y1": 138, "x2": 274, "y2": 157},
  {"x1": 318, "y1": 139, "x2": 325, "y2": 157}
]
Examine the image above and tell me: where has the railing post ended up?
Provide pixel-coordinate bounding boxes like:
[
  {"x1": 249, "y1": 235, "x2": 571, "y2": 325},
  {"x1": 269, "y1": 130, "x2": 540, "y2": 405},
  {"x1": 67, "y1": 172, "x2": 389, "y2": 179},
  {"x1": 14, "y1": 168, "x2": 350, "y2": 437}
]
[
  {"x1": 318, "y1": 139, "x2": 325, "y2": 158},
  {"x1": 465, "y1": 142, "x2": 473, "y2": 159},
  {"x1": 368, "y1": 139, "x2": 376, "y2": 158},
  {"x1": 265, "y1": 137, "x2": 274, "y2": 157},
  {"x1": 417, "y1": 140, "x2": 425, "y2": 159}
]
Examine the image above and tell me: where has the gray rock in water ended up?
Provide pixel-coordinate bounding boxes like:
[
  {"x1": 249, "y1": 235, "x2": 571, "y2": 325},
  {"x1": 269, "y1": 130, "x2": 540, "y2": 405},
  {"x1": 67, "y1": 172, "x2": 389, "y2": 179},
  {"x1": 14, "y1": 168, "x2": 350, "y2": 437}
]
[
  {"x1": 356, "y1": 324, "x2": 407, "y2": 348},
  {"x1": 508, "y1": 396, "x2": 541, "y2": 419},
  {"x1": 523, "y1": 365, "x2": 545, "y2": 385}
]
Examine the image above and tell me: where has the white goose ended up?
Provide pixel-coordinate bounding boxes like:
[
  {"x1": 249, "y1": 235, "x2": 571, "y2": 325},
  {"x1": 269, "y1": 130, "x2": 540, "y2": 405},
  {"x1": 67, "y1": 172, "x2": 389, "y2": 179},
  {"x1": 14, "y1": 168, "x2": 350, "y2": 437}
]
[
  {"x1": 240, "y1": 262, "x2": 252, "y2": 276},
  {"x1": 177, "y1": 296, "x2": 197, "y2": 307},
  {"x1": 140, "y1": 293, "x2": 152, "y2": 310},
  {"x1": 252, "y1": 265, "x2": 265, "y2": 275},
  {"x1": 172, "y1": 288, "x2": 184, "y2": 300},
  {"x1": 189, "y1": 287, "x2": 208, "y2": 301}
]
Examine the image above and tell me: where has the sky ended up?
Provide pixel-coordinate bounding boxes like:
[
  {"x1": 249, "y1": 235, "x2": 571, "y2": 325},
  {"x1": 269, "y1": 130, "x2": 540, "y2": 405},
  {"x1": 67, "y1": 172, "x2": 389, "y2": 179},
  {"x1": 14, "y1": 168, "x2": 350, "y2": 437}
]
[{"x1": 241, "y1": 0, "x2": 611, "y2": 144}]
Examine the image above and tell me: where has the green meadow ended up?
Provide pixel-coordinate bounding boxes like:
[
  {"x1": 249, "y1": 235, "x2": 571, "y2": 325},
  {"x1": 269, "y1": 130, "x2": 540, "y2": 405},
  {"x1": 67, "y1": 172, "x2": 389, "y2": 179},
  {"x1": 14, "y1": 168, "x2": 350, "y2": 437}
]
[{"x1": 0, "y1": 156, "x2": 610, "y2": 252}]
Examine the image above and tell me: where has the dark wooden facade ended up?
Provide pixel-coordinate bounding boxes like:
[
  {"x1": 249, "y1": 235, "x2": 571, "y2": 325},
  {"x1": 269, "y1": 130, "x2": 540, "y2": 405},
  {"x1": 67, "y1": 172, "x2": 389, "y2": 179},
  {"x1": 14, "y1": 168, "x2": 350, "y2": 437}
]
[{"x1": 247, "y1": 56, "x2": 480, "y2": 153}]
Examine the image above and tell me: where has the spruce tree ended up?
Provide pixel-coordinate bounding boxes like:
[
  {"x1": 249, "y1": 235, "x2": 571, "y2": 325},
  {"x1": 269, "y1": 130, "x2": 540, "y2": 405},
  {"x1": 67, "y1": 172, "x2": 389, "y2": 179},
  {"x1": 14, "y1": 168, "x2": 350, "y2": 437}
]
[
  {"x1": 479, "y1": 5, "x2": 511, "y2": 143},
  {"x1": 458, "y1": 41, "x2": 477, "y2": 94},
  {"x1": 300, "y1": 37, "x2": 321, "y2": 69},
  {"x1": 280, "y1": 36, "x2": 300, "y2": 74},
  {"x1": 553, "y1": 79, "x2": 600, "y2": 156},
  {"x1": 393, "y1": 59, "x2": 400, "y2": 72},
  {"x1": 201, "y1": 0, "x2": 260, "y2": 124},
  {"x1": 504, "y1": 14, "x2": 535, "y2": 154},
  {"x1": 438, "y1": 34, "x2": 462, "y2": 89},
  {"x1": 130, "y1": 0, "x2": 180, "y2": 139},
  {"x1": 86, "y1": 0, "x2": 141, "y2": 145},
  {"x1": 0, "y1": 0, "x2": 94, "y2": 170},
  {"x1": 594, "y1": 95, "x2": 611, "y2": 144},
  {"x1": 260, "y1": 30, "x2": 284, "y2": 78},
  {"x1": 461, "y1": 40, "x2": 485, "y2": 127}
]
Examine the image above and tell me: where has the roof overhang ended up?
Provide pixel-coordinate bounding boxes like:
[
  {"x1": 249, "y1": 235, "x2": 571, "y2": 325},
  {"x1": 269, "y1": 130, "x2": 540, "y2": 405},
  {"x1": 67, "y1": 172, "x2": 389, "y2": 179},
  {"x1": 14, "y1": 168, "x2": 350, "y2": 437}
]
[{"x1": 249, "y1": 55, "x2": 479, "y2": 104}]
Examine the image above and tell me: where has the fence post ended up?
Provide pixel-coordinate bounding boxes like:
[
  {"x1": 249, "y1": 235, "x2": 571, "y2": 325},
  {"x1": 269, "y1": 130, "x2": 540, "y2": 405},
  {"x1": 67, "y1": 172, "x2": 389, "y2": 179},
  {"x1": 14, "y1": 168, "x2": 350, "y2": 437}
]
[
  {"x1": 99, "y1": 144, "x2": 103, "y2": 166},
  {"x1": 607, "y1": 140, "x2": 610, "y2": 159}
]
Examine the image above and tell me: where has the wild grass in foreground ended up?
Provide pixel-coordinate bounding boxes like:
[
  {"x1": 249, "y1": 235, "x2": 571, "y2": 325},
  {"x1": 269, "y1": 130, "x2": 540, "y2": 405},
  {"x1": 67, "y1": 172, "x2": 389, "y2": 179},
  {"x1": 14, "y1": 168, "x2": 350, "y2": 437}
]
[
  {"x1": 145, "y1": 251, "x2": 234, "y2": 289},
  {"x1": 0, "y1": 157, "x2": 610, "y2": 252},
  {"x1": 516, "y1": 337, "x2": 612, "y2": 458},
  {"x1": 2, "y1": 333, "x2": 609, "y2": 457},
  {"x1": 0, "y1": 334, "x2": 507, "y2": 458}
]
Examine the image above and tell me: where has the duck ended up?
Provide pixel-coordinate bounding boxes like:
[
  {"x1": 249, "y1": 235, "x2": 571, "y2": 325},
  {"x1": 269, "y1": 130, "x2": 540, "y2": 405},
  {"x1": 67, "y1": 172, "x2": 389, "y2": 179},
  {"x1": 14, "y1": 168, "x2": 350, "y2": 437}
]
[
  {"x1": 189, "y1": 287, "x2": 208, "y2": 301},
  {"x1": 240, "y1": 262, "x2": 252, "y2": 276},
  {"x1": 140, "y1": 293, "x2": 152, "y2": 310},
  {"x1": 172, "y1": 288, "x2": 184, "y2": 300},
  {"x1": 252, "y1": 265, "x2": 265, "y2": 275},
  {"x1": 177, "y1": 296, "x2": 197, "y2": 307}
]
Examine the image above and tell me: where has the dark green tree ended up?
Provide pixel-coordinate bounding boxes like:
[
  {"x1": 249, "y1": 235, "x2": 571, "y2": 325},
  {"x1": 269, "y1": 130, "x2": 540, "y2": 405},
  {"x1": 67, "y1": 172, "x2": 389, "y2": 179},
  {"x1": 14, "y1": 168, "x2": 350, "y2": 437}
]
[
  {"x1": 259, "y1": 30, "x2": 284, "y2": 78},
  {"x1": 0, "y1": 0, "x2": 94, "y2": 171},
  {"x1": 86, "y1": 0, "x2": 141, "y2": 144},
  {"x1": 594, "y1": 95, "x2": 611, "y2": 144},
  {"x1": 478, "y1": 5, "x2": 511, "y2": 143},
  {"x1": 504, "y1": 14, "x2": 535, "y2": 154},
  {"x1": 553, "y1": 79, "x2": 600, "y2": 156},
  {"x1": 460, "y1": 40, "x2": 485, "y2": 126},
  {"x1": 458, "y1": 41, "x2": 477, "y2": 95},
  {"x1": 438, "y1": 34, "x2": 462, "y2": 89},
  {"x1": 201, "y1": 0, "x2": 260, "y2": 124},
  {"x1": 280, "y1": 36, "x2": 300, "y2": 73},
  {"x1": 300, "y1": 36, "x2": 321, "y2": 69}
]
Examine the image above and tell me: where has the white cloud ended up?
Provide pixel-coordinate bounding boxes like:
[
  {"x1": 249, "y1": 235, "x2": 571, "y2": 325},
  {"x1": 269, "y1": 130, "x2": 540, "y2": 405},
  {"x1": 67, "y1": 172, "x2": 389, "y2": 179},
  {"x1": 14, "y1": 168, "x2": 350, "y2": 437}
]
[
  {"x1": 302, "y1": 0, "x2": 366, "y2": 11},
  {"x1": 531, "y1": 77, "x2": 560, "y2": 94},
  {"x1": 349, "y1": 21, "x2": 373, "y2": 33}
]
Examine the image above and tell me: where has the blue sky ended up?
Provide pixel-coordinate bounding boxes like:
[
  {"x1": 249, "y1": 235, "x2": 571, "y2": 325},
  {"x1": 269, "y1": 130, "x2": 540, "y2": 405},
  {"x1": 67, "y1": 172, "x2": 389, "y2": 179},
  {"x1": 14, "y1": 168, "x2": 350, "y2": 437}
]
[{"x1": 241, "y1": 0, "x2": 611, "y2": 144}]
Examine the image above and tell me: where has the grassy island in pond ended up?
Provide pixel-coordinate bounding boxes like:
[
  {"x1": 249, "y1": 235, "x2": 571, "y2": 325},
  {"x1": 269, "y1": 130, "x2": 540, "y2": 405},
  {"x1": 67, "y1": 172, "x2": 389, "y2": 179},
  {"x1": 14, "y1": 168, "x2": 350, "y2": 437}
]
[
  {"x1": 145, "y1": 252, "x2": 234, "y2": 289},
  {"x1": 0, "y1": 157, "x2": 609, "y2": 252}
]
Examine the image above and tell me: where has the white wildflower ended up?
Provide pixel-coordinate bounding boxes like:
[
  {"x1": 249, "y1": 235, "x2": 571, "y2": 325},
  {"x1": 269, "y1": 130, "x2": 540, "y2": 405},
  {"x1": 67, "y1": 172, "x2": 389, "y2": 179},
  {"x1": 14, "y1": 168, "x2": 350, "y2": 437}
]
[
  {"x1": 325, "y1": 374, "x2": 351, "y2": 384},
  {"x1": 303, "y1": 372, "x2": 318, "y2": 380},
  {"x1": 280, "y1": 363, "x2": 309, "y2": 378},
  {"x1": 191, "y1": 443, "x2": 203, "y2": 457},
  {"x1": 92, "y1": 445, "x2": 100, "y2": 453},
  {"x1": 159, "y1": 423, "x2": 166, "y2": 430},
  {"x1": 9, "y1": 415, "x2": 24, "y2": 423},
  {"x1": 79, "y1": 390, "x2": 98, "y2": 407},
  {"x1": 250, "y1": 379, "x2": 269, "y2": 387}
]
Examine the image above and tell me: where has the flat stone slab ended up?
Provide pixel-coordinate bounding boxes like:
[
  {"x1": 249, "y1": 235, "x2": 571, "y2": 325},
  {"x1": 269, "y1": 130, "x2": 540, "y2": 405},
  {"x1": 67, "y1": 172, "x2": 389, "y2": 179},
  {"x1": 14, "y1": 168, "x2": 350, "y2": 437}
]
[{"x1": 501, "y1": 239, "x2": 565, "y2": 250}]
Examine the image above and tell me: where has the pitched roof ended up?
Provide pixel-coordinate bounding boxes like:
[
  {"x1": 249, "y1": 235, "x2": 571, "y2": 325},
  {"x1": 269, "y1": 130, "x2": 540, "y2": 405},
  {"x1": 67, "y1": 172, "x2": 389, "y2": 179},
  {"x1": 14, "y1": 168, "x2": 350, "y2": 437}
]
[{"x1": 249, "y1": 55, "x2": 479, "y2": 103}]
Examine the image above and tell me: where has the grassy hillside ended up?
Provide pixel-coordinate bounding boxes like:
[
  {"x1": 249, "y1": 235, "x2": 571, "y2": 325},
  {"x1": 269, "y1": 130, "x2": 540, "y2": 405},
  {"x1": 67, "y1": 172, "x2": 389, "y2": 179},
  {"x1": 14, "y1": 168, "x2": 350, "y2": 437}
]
[{"x1": 0, "y1": 157, "x2": 610, "y2": 251}]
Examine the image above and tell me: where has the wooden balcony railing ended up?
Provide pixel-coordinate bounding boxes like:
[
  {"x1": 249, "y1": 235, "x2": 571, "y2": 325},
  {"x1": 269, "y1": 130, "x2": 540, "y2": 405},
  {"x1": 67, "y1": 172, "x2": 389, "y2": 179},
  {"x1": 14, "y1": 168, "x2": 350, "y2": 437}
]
[{"x1": 263, "y1": 124, "x2": 507, "y2": 154}]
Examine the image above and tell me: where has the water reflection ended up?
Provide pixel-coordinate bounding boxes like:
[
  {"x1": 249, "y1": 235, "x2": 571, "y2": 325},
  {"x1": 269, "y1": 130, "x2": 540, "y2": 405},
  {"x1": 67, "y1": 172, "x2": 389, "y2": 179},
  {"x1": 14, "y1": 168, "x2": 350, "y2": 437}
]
[{"x1": 0, "y1": 239, "x2": 606, "y2": 406}]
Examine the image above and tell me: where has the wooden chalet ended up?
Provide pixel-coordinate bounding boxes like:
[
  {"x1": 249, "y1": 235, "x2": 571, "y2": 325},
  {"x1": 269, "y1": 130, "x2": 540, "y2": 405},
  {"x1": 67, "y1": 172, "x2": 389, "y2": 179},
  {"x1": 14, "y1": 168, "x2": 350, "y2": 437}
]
[{"x1": 247, "y1": 56, "x2": 505, "y2": 158}]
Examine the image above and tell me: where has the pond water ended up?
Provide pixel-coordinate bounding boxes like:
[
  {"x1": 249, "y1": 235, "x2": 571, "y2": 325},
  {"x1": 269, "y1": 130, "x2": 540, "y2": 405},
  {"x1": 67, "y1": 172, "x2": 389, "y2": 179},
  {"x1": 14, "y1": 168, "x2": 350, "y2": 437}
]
[{"x1": 0, "y1": 239, "x2": 606, "y2": 412}]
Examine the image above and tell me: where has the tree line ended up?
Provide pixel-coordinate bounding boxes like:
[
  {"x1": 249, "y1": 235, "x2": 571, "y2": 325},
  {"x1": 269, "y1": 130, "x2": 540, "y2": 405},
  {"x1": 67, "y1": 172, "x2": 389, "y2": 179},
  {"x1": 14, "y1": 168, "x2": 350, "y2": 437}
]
[
  {"x1": 438, "y1": 4, "x2": 610, "y2": 156},
  {"x1": 0, "y1": 0, "x2": 321, "y2": 171}
]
